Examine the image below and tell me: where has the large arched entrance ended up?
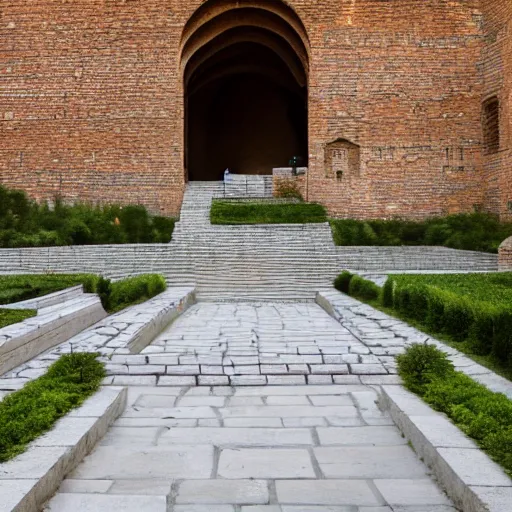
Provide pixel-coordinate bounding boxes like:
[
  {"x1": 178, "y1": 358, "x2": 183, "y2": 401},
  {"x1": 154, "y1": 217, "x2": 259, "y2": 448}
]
[{"x1": 181, "y1": 0, "x2": 310, "y2": 181}]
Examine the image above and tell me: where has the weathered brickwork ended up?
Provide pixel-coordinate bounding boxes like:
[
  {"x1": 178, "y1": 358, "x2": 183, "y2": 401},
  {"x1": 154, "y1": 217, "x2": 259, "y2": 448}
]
[
  {"x1": 0, "y1": 0, "x2": 510, "y2": 219},
  {"x1": 480, "y1": 0, "x2": 512, "y2": 221}
]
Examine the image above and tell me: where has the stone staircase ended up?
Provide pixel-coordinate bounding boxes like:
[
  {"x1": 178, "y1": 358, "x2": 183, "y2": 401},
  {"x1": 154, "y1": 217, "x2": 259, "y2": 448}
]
[{"x1": 166, "y1": 181, "x2": 339, "y2": 301}]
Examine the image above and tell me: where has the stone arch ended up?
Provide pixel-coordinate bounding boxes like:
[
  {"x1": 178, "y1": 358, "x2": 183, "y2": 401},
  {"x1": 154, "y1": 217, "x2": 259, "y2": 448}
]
[{"x1": 181, "y1": 0, "x2": 310, "y2": 181}]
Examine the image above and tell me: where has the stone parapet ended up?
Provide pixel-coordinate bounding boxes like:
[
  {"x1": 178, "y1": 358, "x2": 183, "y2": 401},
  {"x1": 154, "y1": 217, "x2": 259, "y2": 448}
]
[{"x1": 498, "y1": 236, "x2": 512, "y2": 270}]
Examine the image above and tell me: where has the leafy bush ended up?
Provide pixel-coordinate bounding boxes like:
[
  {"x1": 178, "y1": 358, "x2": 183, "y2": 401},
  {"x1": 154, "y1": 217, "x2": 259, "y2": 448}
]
[
  {"x1": 0, "y1": 184, "x2": 175, "y2": 247},
  {"x1": 330, "y1": 213, "x2": 512, "y2": 253},
  {"x1": 0, "y1": 308, "x2": 36, "y2": 329},
  {"x1": 334, "y1": 271, "x2": 354, "y2": 293},
  {"x1": 274, "y1": 178, "x2": 303, "y2": 200},
  {"x1": 210, "y1": 200, "x2": 327, "y2": 224},
  {"x1": 348, "y1": 275, "x2": 380, "y2": 301},
  {"x1": 0, "y1": 353, "x2": 105, "y2": 462},
  {"x1": 397, "y1": 343, "x2": 455, "y2": 394},
  {"x1": 398, "y1": 344, "x2": 512, "y2": 476},
  {"x1": 102, "y1": 274, "x2": 166, "y2": 313}
]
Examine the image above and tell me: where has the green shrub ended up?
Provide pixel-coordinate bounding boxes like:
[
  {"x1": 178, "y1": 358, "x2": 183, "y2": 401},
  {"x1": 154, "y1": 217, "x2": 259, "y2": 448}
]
[
  {"x1": 397, "y1": 343, "x2": 455, "y2": 394},
  {"x1": 0, "y1": 184, "x2": 175, "y2": 247},
  {"x1": 274, "y1": 178, "x2": 303, "y2": 200},
  {"x1": 348, "y1": 275, "x2": 380, "y2": 301},
  {"x1": 96, "y1": 277, "x2": 112, "y2": 311},
  {"x1": 0, "y1": 353, "x2": 105, "y2": 462},
  {"x1": 382, "y1": 278, "x2": 395, "y2": 308},
  {"x1": 107, "y1": 274, "x2": 166, "y2": 312},
  {"x1": 383, "y1": 273, "x2": 512, "y2": 370},
  {"x1": 334, "y1": 271, "x2": 353, "y2": 293}
]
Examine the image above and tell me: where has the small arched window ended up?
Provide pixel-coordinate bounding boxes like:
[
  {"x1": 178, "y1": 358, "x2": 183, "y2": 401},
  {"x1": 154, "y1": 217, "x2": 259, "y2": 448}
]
[{"x1": 483, "y1": 96, "x2": 500, "y2": 154}]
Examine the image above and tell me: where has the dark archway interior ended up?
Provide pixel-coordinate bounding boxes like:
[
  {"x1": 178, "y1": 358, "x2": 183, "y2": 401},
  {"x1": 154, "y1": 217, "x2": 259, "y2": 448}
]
[{"x1": 184, "y1": 20, "x2": 308, "y2": 181}]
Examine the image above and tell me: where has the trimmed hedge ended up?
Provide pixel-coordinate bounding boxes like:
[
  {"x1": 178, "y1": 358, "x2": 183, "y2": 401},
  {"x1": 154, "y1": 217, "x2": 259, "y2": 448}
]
[
  {"x1": 334, "y1": 271, "x2": 354, "y2": 293},
  {"x1": 330, "y1": 213, "x2": 512, "y2": 253},
  {"x1": 100, "y1": 274, "x2": 167, "y2": 312},
  {"x1": 386, "y1": 274, "x2": 512, "y2": 367},
  {"x1": 398, "y1": 344, "x2": 512, "y2": 477},
  {"x1": 336, "y1": 271, "x2": 512, "y2": 372},
  {"x1": 0, "y1": 273, "x2": 167, "y2": 316},
  {"x1": 0, "y1": 308, "x2": 36, "y2": 329},
  {"x1": 210, "y1": 200, "x2": 328, "y2": 224},
  {"x1": 348, "y1": 275, "x2": 380, "y2": 301},
  {"x1": 0, "y1": 184, "x2": 175, "y2": 247},
  {"x1": 0, "y1": 353, "x2": 105, "y2": 462}
]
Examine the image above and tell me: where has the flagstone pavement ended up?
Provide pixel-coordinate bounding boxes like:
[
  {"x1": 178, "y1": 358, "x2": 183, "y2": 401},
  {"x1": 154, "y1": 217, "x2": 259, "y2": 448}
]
[{"x1": 44, "y1": 384, "x2": 456, "y2": 511}]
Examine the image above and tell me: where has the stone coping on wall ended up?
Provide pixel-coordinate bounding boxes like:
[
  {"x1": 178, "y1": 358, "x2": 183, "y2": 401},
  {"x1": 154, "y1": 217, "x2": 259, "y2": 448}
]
[
  {"x1": 0, "y1": 294, "x2": 107, "y2": 376},
  {"x1": 381, "y1": 385, "x2": 512, "y2": 512},
  {"x1": 0, "y1": 287, "x2": 196, "y2": 389},
  {"x1": 0, "y1": 387, "x2": 127, "y2": 512},
  {"x1": 316, "y1": 289, "x2": 512, "y2": 399}
]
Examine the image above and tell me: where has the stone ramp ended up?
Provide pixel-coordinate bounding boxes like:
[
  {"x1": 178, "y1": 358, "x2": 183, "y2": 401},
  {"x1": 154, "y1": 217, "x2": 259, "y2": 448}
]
[{"x1": 45, "y1": 385, "x2": 455, "y2": 511}]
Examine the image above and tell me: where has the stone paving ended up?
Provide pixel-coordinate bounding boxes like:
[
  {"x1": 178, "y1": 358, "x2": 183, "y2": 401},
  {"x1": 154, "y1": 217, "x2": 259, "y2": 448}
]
[{"x1": 44, "y1": 385, "x2": 456, "y2": 511}]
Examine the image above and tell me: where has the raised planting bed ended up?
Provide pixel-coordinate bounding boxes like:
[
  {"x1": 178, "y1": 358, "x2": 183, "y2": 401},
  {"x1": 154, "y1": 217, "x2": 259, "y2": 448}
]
[
  {"x1": 334, "y1": 271, "x2": 512, "y2": 379},
  {"x1": 0, "y1": 274, "x2": 100, "y2": 306},
  {"x1": 210, "y1": 199, "x2": 328, "y2": 225},
  {"x1": 0, "y1": 354, "x2": 125, "y2": 511}
]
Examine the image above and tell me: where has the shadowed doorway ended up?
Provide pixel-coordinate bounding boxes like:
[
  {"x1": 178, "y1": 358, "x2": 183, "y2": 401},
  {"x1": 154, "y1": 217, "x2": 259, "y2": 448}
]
[{"x1": 181, "y1": 5, "x2": 309, "y2": 181}]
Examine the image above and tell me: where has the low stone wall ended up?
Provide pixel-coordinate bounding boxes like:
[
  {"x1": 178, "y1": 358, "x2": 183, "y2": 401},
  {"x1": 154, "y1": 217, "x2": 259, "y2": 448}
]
[
  {"x1": 337, "y1": 246, "x2": 499, "y2": 272},
  {"x1": 498, "y1": 236, "x2": 512, "y2": 270},
  {"x1": 0, "y1": 244, "x2": 177, "y2": 280}
]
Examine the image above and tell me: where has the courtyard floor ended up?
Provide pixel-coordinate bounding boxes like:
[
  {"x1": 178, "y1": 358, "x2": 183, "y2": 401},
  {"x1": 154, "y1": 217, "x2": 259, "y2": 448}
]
[{"x1": 45, "y1": 384, "x2": 455, "y2": 511}]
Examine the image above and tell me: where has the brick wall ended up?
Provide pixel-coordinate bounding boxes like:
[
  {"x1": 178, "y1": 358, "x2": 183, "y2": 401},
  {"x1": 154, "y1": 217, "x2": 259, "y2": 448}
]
[
  {"x1": 480, "y1": 0, "x2": 512, "y2": 221},
  {"x1": 0, "y1": 0, "x2": 508, "y2": 220}
]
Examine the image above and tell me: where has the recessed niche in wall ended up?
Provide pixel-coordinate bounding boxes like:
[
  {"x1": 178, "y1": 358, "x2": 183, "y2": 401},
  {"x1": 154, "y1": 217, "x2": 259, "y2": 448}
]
[
  {"x1": 324, "y1": 139, "x2": 360, "y2": 179},
  {"x1": 483, "y1": 96, "x2": 500, "y2": 155}
]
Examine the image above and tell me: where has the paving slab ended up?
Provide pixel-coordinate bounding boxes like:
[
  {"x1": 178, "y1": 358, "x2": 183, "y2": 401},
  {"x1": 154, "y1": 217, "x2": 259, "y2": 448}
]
[
  {"x1": 43, "y1": 493, "x2": 167, "y2": 511},
  {"x1": 69, "y1": 445, "x2": 214, "y2": 479},
  {"x1": 218, "y1": 448, "x2": 315, "y2": 478},
  {"x1": 176, "y1": 480, "x2": 269, "y2": 504}
]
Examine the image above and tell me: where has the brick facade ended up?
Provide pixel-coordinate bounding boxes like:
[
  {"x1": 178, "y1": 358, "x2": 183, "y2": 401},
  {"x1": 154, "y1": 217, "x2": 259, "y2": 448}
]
[{"x1": 0, "y1": 0, "x2": 510, "y2": 219}]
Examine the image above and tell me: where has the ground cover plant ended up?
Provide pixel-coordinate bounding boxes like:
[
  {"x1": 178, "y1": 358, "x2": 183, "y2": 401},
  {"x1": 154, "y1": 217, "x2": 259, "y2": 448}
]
[
  {"x1": 0, "y1": 184, "x2": 174, "y2": 247},
  {"x1": 0, "y1": 308, "x2": 36, "y2": 329},
  {"x1": 0, "y1": 352, "x2": 105, "y2": 462},
  {"x1": 330, "y1": 213, "x2": 512, "y2": 253},
  {"x1": 334, "y1": 271, "x2": 512, "y2": 377},
  {"x1": 0, "y1": 274, "x2": 100, "y2": 305},
  {"x1": 397, "y1": 344, "x2": 512, "y2": 477},
  {"x1": 210, "y1": 200, "x2": 327, "y2": 224}
]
